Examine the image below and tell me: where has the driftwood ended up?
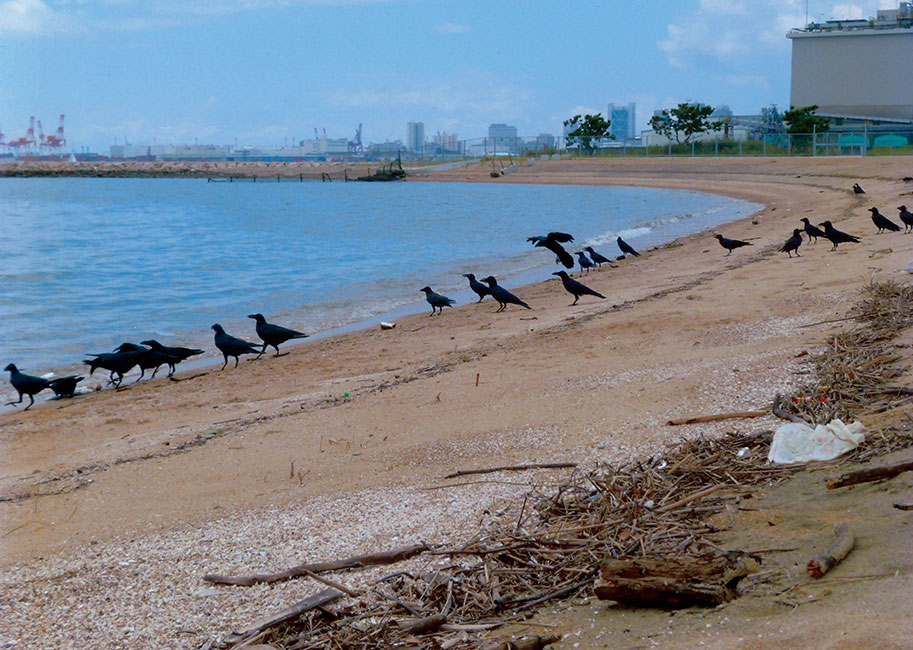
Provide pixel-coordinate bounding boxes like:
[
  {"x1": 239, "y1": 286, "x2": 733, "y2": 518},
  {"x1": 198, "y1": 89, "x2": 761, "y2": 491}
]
[
  {"x1": 481, "y1": 635, "x2": 560, "y2": 650},
  {"x1": 443, "y1": 462, "x2": 577, "y2": 479},
  {"x1": 806, "y1": 523, "x2": 855, "y2": 578},
  {"x1": 666, "y1": 410, "x2": 768, "y2": 426},
  {"x1": 594, "y1": 553, "x2": 759, "y2": 608},
  {"x1": 204, "y1": 543, "x2": 428, "y2": 586},
  {"x1": 893, "y1": 503, "x2": 913, "y2": 511},
  {"x1": 223, "y1": 587, "x2": 343, "y2": 646},
  {"x1": 395, "y1": 613, "x2": 448, "y2": 635},
  {"x1": 826, "y1": 459, "x2": 913, "y2": 489}
]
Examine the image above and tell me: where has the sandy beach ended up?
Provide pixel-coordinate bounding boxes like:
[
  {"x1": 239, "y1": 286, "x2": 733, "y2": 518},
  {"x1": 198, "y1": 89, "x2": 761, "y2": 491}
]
[{"x1": 2, "y1": 156, "x2": 913, "y2": 649}]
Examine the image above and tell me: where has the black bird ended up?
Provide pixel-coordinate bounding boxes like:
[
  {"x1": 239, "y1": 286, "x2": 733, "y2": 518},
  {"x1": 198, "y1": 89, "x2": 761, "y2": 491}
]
[
  {"x1": 853, "y1": 183, "x2": 866, "y2": 194},
  {"x1": 113, "y1": 342, "x2": 181, "y2": 380},
  {"x1": 869, "y1": 207, "x2": 901, "y2": 234},
  {"x1": 575, "y1": 251, "x2": 595, "y2": 275},
  {"x1": 481, "y1": 276, "x2": 531, "y2": 312},
  {"x1": 800, "y1": 217, "x2": 826, "y2": 243},
  {"x1": 528, "y1": 231, "x2": 575, "y2": 269},
  {"x1": 248, "y1": 313, "x2": 309, "y2": 356},
  {"x1": 616, "y1": 236, "x2": 640, "y2": 257},
  {"x1": 819, "y1": 220, "x2": 860, "y2": 251},
  {"x1": 584, "y1": 246, "x2": 616, "y2": 269},
  {"x1": 779, "y1": 229, "x2": 803, "y2": 258},
  {"x1": 5, "y1": 364, "x2": 82, "y2": 410},
  {"x1": 898, "y1": 205, "x2": 913, "y2": 233},
  {"x1": 552, "y1": 271, "x2": 606, "y2": 305},
  {"x1": 713, "y1": 234, "x2": 752, "y2": 256},
  {"x1": 463, "y1": 273, "x2": 490, "y2": 302},
  {"x1": 140, "y1": 339, "x2": 205, "y2": 377},
  {"x1": 211, "y1": 323, "x2": 261, "y2": 369},
  {"x1": 83, "y1": 349, "x2": 142, "y2": 386},
  {"x1": 420, "y1": 287, "x2": 456, "y2": 316}
]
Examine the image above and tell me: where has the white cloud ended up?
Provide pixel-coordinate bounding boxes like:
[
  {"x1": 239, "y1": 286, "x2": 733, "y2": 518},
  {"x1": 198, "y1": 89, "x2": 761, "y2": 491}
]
[
  {"x1": 830, "y1": 4, "x2": 865, "y2": 19},
  {"x1": 0, "y1": 0, "x2": 56, "y2": 34},
  {"x1": 436, "y1": 22, "x2": 469, "y2": 34}
]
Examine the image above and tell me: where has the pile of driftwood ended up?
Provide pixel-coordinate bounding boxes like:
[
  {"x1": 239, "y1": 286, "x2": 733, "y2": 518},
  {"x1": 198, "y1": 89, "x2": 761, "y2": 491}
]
[
  {"x1": 207, "y1": 281, "x2": 913, "y2": 649},
  {"x1": 207, "y1": 430, "x2": 801, "y2": 649}
]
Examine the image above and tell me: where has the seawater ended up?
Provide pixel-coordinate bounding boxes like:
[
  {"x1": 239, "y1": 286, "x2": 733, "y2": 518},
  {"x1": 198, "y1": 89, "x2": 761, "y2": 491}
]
[{"x1": 0, "y1": 177, "x2": 761, "y2": 387}]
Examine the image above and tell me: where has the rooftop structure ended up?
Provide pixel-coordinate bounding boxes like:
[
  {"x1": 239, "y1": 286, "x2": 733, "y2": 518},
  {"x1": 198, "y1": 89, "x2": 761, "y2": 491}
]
[{"x1": 787, "y1": 2, "x2": 913, "y2": 123}]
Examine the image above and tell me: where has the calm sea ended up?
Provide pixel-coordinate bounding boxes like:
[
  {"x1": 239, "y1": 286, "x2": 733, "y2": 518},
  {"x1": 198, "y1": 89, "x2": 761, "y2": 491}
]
[{"x1": 0, "y1": 177, "x2": 761, "y2": 395}]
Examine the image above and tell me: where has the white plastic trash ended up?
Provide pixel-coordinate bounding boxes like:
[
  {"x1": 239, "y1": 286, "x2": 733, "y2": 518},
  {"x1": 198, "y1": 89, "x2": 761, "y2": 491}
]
[{"x1": 768, "y1": 418, "x2": 866, "y2": 464}]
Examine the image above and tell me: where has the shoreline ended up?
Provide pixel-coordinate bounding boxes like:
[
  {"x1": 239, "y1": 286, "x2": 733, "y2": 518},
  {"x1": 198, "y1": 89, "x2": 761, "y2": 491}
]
[
  {"x1": 0, "y1": 177, "x2": 759, "y2": 409},
  {"x1": 2, "y1": 157, "x2": 913, "y2": 649}
]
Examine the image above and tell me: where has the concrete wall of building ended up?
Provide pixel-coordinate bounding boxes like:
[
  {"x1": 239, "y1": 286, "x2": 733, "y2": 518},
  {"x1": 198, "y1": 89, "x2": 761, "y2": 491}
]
[{"x1": 789, "y1": 29, "x2": 913, "y2": 122}]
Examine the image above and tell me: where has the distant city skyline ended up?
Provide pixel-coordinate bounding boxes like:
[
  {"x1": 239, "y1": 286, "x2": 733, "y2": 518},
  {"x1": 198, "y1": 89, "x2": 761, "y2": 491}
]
[{"x1": 0, "y1": 0, "x2": 902, "y2": 152}]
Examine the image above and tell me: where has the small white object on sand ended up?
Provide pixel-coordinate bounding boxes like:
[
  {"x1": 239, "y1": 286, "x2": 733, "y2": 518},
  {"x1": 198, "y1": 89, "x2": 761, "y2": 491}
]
[{"x1": 380, "y1": 322, "x2": 396, "y2": 330}]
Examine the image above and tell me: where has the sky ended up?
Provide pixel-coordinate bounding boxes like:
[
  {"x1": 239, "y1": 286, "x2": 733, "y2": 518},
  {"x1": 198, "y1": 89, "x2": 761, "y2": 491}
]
[{"x1": 0, "y1": 0, "x2": 901, "y2": 152}]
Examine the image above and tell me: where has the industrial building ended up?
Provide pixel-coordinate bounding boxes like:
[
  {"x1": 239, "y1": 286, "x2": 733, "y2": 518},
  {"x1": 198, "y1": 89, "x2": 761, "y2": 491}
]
[
  {"x1": 406, "y1": 121, "x2": 425, "y2": 153},
  {"x1": 787, "y1": 3, "x2": 913, "y2": 123},
  {"x1": 607, "y1": 103, "x2": 636, "y2": 142}
]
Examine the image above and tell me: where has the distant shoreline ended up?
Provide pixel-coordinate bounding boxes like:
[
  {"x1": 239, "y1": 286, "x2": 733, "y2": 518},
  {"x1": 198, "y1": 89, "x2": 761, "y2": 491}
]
[{"x1": 0, "y1": 159, "x2": 385, "y2": 179}]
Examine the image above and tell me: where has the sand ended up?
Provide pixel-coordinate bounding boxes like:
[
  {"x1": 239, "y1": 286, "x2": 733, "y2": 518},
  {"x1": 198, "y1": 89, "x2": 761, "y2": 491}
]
[{"x1": 2, "y1": 156, "x2": 913, "y2": 648}]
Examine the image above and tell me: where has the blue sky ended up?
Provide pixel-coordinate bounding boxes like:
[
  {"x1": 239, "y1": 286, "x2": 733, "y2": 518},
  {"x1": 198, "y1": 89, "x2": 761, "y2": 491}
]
[{"x1": 0, "y1": 0, "x2": 899, "y2": 151}]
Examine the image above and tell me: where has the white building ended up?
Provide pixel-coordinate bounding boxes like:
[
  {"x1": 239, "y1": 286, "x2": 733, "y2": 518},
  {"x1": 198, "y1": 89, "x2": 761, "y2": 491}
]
[
  {"x1": 406, "y1": 121, "x2": 425, "y2": 153},
  {"x1": 787, "y1": 3, "x2": 913, "y2": 122}
]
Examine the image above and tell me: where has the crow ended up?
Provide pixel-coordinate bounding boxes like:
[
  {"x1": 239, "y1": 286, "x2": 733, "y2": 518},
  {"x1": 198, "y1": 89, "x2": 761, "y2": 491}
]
[
  {"x1": 583, "y1": 246, "x2": 616, "y2": 269},
  {"x1": 463, "y1": 273, "x2": 490, "y2": 302},
  {"x1": 616, "y1": 236, "x2": 640, "y2": 257},
  {"x1": 248, "y1": 313, "x2": 309, "y2": 356},
  {"x1": 5, "y1": 364, "x2": 82, "y2": 410},
  {"x1": 113, "y1": 342, "x2": 181, "y2": 380},
  {"x1": 819, "y1": 220, "x2": 860, "y2": 251},
  {"x1": 481, "y1": 276, "x2": 531, "y2": 312},
  {"x1": 420, "y1": 287, "x2": 456, "y2": 316},
  {"x1": 853, "y1": 183, "x2": 866, "y2": 194},
  {"x1": 779, "y1": 229, "x2": 803, "y2": 258},
  {"x1": 575, "y1": 251, "x2": 595, "y2": 275},
  {"x1": 800, "y1": 217, "x2": 826, "y2": 243},
  {"x1": 140, "y1": 339, "x2": 205, "y2": 377},
  {"x1": 713, "y1": 234, "x2": 752, "y2": 256},
  {"x1": 528, "y1": 232, "x2": 575, "y2": 269},
  {"x1": 211, "y1": 324, "x2": 261, "y2": 369},
  {"x1": 552, "y1": 271, "x2": 606, "y2": 305},
  {"x1": 898, "y1": 205, "x2": 913, "y2": 233},
  {"x1": 83, "y1": 349, "x2": 142, "y2": 386},
  {"x1": 869, "y1": 207, "x2": 901, "y2": 233}
]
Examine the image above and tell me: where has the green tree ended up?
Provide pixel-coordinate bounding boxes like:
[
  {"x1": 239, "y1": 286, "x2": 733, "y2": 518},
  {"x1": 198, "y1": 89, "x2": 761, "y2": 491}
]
[
  {"x1": 782, "y1": 105, "x2": 830, "y2": 134},
  {"x1": 649, "y1": 102, "x2": 721, "y2": 144},
  {"x1": 563, "y1": 113, "x2": 612, "y2": 153}
]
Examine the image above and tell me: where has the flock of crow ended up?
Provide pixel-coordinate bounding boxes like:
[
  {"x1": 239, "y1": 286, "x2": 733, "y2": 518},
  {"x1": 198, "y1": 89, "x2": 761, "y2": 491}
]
[
  {"x1": 7, "y1": 184, "x2": 911, "y2": 412},
  {"x1": 5, "y1": 314, "x2": 308, "y2": 410}
]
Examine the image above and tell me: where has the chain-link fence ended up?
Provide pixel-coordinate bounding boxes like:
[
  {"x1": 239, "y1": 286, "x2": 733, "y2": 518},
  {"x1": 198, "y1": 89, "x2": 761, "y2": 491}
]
[{"x1": 424, "y1": 129, "x2": 913, "y2": 160}]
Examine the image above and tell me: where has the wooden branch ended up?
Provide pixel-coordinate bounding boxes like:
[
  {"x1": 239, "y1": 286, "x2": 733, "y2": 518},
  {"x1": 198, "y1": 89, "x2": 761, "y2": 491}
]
[
  {"x1": 666, "y1": 410, "x2": 768, "y2": 426},
  {"x1": 654, "y1": 484, "x2": 724, "y2": 514},
  {"x1": 204, "y1": 543, "x2": 428, "y2": 586},
  {"x1": 224, "y1": 587, "x2": 342, "y2": 646},
  {"x1": 826, "y1": 459, "x2": 913, "y2": 489},
  {"x1": 481, "y1": 635, "x2": 560, "y2": 650},
  {"x1": 302, "y1": 569, "x2": 359, "y2": 597},
  {"x1": 594, "y1": 552, "x2": 759, "y2": 608},
  {"x1": 806, "y1": 523, "x2": 855, "y2": 578},
  {"x1": 893, "y1": 503, "x2": 913, "y2": 511},
  {"x1": 771, "y1": 393, "x2": 809, "y2": 425},
  {"x1": 443, "y1": 462, "x2": 577, "y2": 479},
  {"x1": 395, "y1": 613, "x2": 448, "y2": 634}
]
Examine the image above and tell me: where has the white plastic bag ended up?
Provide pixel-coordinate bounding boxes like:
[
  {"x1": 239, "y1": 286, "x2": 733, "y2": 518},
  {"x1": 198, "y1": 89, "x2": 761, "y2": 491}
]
[{"x1": 768, "y1": 418, "x2": 866, "y2": 464}]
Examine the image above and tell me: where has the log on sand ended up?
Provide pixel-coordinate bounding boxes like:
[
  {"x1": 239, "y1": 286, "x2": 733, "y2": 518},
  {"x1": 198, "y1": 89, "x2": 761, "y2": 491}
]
[
  {"x1": 666, "y1": 410, "x2": 768, "y2": 426},
  {"x1": 826, "y1": 459, "x2": 913, "y2": 489},
  {"x1": 594, "y1": 552, "x2": 760, "y2": 608},
  {"x1": 806, "y1": 523, "x2": 855, "y2": 579}
]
